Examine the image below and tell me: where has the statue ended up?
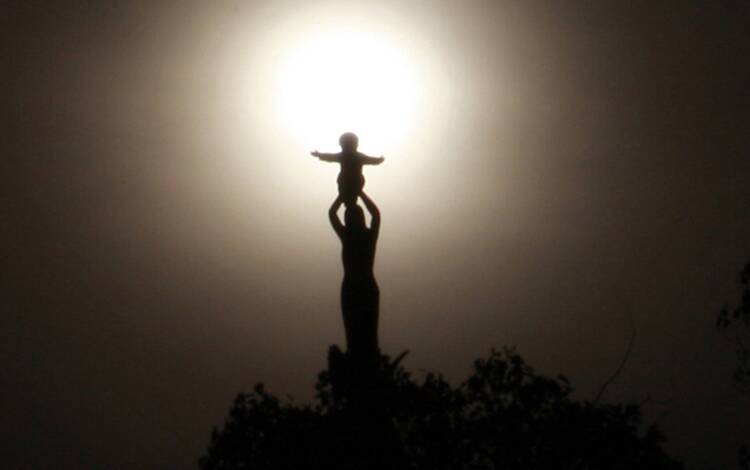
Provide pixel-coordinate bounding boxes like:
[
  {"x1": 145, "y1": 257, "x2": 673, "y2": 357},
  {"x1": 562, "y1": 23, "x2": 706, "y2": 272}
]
[
  {"x1": 311, "y1": 132, "x2": 385, "y2": 205},
  {"x1": 329, "y1": 192, "x2": 380, "y2": 364},
  {"x1": 312, "y1": 133, "x2": 383, "y2": 365}
]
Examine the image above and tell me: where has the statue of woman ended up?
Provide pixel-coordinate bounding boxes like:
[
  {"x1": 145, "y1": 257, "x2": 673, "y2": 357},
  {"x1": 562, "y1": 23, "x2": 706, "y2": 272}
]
[{"x1": 329, "y1": 191, "x2": 381, "y2": 362}]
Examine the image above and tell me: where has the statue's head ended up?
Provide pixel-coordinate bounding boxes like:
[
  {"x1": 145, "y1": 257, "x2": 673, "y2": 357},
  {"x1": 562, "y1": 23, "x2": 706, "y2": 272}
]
[
  {"x1": 344, "y1": 204, "x2": 366, "y2": 231},
  {"x1": 339, "y1": 132, "x2": 359, "y2": 152}
]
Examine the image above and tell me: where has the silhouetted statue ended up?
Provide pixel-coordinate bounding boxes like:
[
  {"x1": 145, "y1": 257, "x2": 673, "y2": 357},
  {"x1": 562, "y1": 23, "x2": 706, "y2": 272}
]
[
  {"x1": 329, "y1": 191, "x2": 380, "y2": 364},
  {"x1": 311, "y1": 132, "x2": 384, "y2": 205}
]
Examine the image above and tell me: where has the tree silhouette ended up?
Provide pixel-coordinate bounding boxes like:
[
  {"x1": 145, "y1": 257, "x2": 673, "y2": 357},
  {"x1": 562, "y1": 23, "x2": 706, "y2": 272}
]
[
  {"x1": 200, "y1": 347, "x2": 683, "y2": 470},
  {"x1": 717, "y1": 260, "x2": 750, "y2": 470},
  {"x1": 717, "y1": 260, "x2": 750, "y2": 394}
]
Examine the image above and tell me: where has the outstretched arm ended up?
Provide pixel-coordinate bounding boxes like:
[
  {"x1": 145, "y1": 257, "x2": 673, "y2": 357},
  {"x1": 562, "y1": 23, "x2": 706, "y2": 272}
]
[
  {"x1": 359, "y1": 153, "x2": 385, "y2": 165},
  {"x1": 311, "y1": 151, "x2": 340, "y2": 163},
  {"x1": 359, "y1": 191, "x2": 380, "y2": 236},
  {"x1": 328, "y1": 196, "x2": 345, "y2": 239}
]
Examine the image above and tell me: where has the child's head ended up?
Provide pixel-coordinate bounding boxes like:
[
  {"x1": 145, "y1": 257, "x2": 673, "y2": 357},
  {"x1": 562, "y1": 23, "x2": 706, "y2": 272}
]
[
  {"x1": 344, "y1": 204, "x2": 366, "y2": 231},
  {"x1": 339, "y1": 132, "x2": 359, "y2": 152}
]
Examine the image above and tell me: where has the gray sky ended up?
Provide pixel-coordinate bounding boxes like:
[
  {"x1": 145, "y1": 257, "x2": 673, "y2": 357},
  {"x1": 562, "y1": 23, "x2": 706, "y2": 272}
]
[{"x1": 2, "y1": 1, "x2": 750, "y2": 468}]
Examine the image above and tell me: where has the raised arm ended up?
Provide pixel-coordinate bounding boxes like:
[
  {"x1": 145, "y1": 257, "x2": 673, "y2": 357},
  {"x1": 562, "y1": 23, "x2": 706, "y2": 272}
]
[
  {"x1": 328, "y1": 196, "x2": 345, "y2": 239},
  {"x1": 311, "y1": 150, "x2": 341, "y2": 163},
  {"x1": 359, "y1": 191, "x2": 380, "y2": 236}
]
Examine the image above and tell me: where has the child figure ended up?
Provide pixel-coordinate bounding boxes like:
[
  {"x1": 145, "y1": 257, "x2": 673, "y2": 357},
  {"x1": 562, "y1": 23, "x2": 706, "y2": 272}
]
[{"x1": 311, "y1": 132, "x2": 385, "y2": 205}]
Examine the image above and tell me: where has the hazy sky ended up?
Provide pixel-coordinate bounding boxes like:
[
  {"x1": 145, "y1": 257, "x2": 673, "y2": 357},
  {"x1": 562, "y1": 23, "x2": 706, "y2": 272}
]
[{"x1": 2, "y1": 1, "x2": 750, "y2": 468}]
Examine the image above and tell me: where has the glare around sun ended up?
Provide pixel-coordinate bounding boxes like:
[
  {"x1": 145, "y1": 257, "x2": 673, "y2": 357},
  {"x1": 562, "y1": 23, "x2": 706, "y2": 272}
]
[{"x1": 274, "y1": 28, "x2": 421, "y2": 152}]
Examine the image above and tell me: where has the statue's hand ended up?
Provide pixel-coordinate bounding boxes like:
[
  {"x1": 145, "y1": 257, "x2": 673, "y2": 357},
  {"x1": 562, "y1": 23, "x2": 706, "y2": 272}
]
[{"x1": 311, "y1": 150, "x2": 321, "y2": 157}]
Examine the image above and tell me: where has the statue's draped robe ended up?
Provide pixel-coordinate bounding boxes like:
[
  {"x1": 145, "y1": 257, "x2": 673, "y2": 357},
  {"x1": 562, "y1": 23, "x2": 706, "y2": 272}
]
[{"x1": 340, "y1": 226, "x2": 379, "y2": 362}]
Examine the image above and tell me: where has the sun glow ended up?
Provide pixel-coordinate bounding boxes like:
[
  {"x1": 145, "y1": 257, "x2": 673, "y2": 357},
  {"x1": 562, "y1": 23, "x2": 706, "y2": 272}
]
[
  {"x1": 274, "y1": 27, "x2": 423, "y2": 152},
  {"x1": 233, "y1": 5, "x2": 453, "y2": 205}
]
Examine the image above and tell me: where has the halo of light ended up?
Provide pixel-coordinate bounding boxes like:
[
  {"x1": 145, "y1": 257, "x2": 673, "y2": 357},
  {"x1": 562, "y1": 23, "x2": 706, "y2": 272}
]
[{"x1": 273, "y1": 27, "x2": 422, "y2": 152}]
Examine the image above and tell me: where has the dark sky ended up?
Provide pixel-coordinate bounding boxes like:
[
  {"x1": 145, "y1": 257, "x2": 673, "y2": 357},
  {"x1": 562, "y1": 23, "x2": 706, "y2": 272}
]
[{"x1": 2, "y1": 1, "x2": 750, "y2": 469}]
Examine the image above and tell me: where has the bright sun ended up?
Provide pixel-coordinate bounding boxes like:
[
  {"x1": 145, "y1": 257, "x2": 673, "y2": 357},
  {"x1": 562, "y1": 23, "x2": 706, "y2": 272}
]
[{"x1": 274, "y1": 27, "x2": 422, "y2": 152}]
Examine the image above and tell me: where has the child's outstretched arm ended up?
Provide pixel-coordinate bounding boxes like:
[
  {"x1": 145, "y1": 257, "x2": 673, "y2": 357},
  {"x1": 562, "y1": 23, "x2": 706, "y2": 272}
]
[
  {"x1": 359, "y1": 153, "x2": 385, "y2": 165},
  {"x1": 310, "y1": 150, "x2": 340, "y2": 163}
]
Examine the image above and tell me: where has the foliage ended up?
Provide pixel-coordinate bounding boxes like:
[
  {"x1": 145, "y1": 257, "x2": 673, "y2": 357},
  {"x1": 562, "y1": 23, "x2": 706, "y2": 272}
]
[
  {"x1": 717, "y1": 260, "x2": 750, "y2": 469},
  {"x1": 717, "y1": 260, "x2": 750, "y2": 394},
  {"x1": 200, "y1": 347, "x2": 683, "y2": 470}
]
